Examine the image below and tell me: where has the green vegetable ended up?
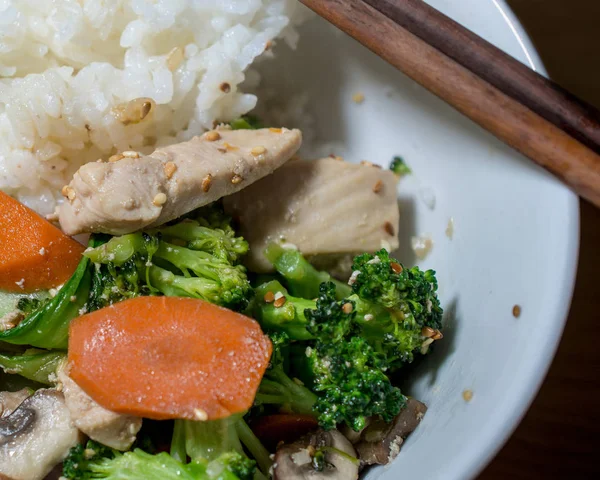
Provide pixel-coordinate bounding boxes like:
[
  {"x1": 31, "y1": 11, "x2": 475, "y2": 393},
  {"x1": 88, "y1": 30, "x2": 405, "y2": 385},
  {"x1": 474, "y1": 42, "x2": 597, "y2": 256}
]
[
  {"x1": 63, "y1": 440, "x2": 253, "y2": 480},
  {"x1": 229, "y1": 115, "x2": 262, "y2": 130},
  {"x1": 254, "y1": 332, "x2": 318, "y2": 417},
  {"x1": 389, "y1": 156, "x2": 411, "y2": 176},
  {"x1": 85, "y1": 208, "x2": 253, "y2": 312},
  {"x1": 252, "y1": 248, "x2": 443, "y2": 431},
  {"x1": 0, "y1": 254, "x2": 91, "y2": 349},
  {"x1": 0, "y1": 349, "x2": 65, "y2": 385},
  {"x1": 0, "y1": 291, "x2": 50, "y2": 318},
  {"x1": 350, "y1": 249, "x2": 443, "y2": 368},
  {"x1": 264, "y1": 244, "x2": 351, "y2": 300},
  {"x1": 171, "y1": 416, "x2": 267, "y2": 478},
  {"x1": 253, "y1": 281, "x2": 406, "y2": 432},
  {"x1": 253, "y1": 281, "x2": 315, "y2": 340}
]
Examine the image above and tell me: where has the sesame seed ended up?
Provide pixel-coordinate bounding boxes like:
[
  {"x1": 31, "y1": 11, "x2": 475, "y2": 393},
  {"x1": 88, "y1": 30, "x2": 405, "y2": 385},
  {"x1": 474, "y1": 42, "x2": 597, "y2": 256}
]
[
  {"x1": 140, "y1": 101, "x2": 152, "y2": 120},
  {"x1": 61, "y1": 185, "x2": 70, "y2": 197},
  {"x1": 122, "y1": 150, "x2": 141, "y2": 159},
  {"x1": 462, "y1": 389, "x2": 474, "y2": 402},
  {"x1": 352, "y1": 92, "x2": 365, "y2": 104},
  {"x1": 219, "y1": 82, "x2": 231, "y2": 93},
  {"x1": 223, "y1": 142, "x2": 239, "y2": 151},
  {"x1": 194, "y1": 408, "x2": 208, "y2": 421},
  {"x1": 432, "y1": 330, "x2": 443, "y2": 340},
  {"x1": 205, "y1": 131, "x2": 221, "y2": 141},
  {"x1": 264, "y1": 291, "x2": 275, "y2": 303},
  {"x1": 363, "y1": 314, "x2": 374, "y2": 321},
  {"x1": 251, "y1": 145, "x2": 267, "y2": 156},
  {"x1": 373, "y1": 180, "x2": 383, "y2": 193},
  {"x1": 421, "y1": 326, "x2": 435, "y2": 338},
  {"x1": 390, "y1": 262, "x2": 403, "y2": 274},
  {"x1": 274, "y1": 296, "x2": 286, "y2": 308},
  {"x1": 231, "y1": 174, "x2": 243, "y2": 184},
  {"x1": 201, "y1": 174, "x2": 212, "y2": 192},
  {"x1": 361, "y1": 160, "x2": 373, "y2": 167},
  {"x1": 274, "y1": 292, "x2": 284, "y2": 301},
  {"x1": 269, "y1": 127, "x2": 282, "y2": 133},
  {"x1": 342, "y1": 303, "x2": 353, "y2": 314},
  {"x1": 153, "y1": 192, "x2": 167, "y2": 206},
  {"x1": 384, "y1": 222, "x2": 395, "y2": 236},
  {"x1": 65, "y1": 187, "x2": 76, "y2": 201},
  {"x1": 164, "y1": 161, "x2": 177, "y2": 179},
  {"x1": 70, "y1": 296, "x2": 77, "y2": 302},
  {"x1": 512, "y1": 305, "x2": 521, "y2": 318},
  {"x1": 265, "y1": 40, "x2": 273, "y2": 51},
  {"x1": 108, "y1": 153, "x2": 124, "y2": 162}
]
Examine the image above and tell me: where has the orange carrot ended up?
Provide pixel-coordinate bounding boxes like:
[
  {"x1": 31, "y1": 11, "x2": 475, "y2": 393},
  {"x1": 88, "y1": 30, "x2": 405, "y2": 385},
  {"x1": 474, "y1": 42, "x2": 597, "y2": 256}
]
[
  {"x1": 0, "y1": 191, "x2": 85, "y2": 293},
  {"x1": 68, "y1": 296, "x2": 272, "y2": 421},
  {"x1": 250, "y1": 414, "x2": 319, "y2": 450}
]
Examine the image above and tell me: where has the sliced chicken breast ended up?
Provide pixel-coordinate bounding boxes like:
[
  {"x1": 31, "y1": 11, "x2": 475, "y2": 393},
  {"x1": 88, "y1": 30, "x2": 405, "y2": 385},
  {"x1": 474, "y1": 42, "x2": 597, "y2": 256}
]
[
  {"x1": 223, "y1": 158, "x2": 400, "y2": 272},
  {"x1": 58, "y1": 365, "x2": 142, "y2": 451},
  {"x1": 58, "y1": 127, "x2": 302, "y2": 235}
]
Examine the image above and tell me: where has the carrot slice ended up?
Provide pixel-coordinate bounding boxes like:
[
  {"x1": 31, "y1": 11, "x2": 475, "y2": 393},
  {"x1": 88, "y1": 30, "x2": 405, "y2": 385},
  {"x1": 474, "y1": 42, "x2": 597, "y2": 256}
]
[
  {"x1": 250, "y1": 414, "x2": 319, "y2": 450},
  {"x1": 0, "y1": 192, "x2": 85, "y2": 293},
  {"x1": 68, "y1": 296, "x2": 272, "y2": 421}
]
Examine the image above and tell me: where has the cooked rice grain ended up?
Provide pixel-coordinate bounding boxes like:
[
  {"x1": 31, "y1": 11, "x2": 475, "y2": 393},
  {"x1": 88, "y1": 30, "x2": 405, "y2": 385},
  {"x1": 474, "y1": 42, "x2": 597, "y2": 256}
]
[{"x1": 0, "y1": 0, "x2": 309, "y2": 214}]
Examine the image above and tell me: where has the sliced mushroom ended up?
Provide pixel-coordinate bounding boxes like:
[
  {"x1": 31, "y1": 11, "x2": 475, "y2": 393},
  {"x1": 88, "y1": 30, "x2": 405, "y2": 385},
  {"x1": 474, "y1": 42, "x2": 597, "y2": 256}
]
[
  {"x1": 353, "y1": 398, "x2": 427, "y2": 465},
  {"x1": 274, "y1": 429, "x2": 359, "y2": 480},
  {"x1": 58, "y1": 363, "x2": 142, "y2": 450},
  {"x1": 0, "y1": 389, "x2": 31, "y2": 418},
  {"x1": 0, "y1": 389, "x2": 79, "y2": 480}
]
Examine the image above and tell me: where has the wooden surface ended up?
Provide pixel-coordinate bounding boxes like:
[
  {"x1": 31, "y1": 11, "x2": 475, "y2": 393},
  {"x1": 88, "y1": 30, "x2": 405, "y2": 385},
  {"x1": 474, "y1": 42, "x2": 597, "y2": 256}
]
[{"x1": 480, "y1": 1, "x2": 600, "y2": 478}]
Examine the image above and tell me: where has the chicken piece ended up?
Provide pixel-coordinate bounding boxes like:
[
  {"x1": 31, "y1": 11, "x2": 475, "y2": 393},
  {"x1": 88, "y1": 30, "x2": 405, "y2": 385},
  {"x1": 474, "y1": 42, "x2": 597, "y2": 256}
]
[
  {"x1": 223, "y1": 158, "x2": 399, "y2": 272},
  {"x1": 57, "y1": 365, "x2": 142, "y2": 451},
  {"x1": 58, "y1": 127, "x2": 302, "y2": 235}
]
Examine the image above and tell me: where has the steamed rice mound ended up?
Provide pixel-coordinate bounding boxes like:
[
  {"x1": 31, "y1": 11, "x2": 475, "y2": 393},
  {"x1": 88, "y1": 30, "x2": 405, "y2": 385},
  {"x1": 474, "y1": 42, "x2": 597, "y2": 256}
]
[{"x1": 0, "y1": 0, "x2": 308, "y2": 214}]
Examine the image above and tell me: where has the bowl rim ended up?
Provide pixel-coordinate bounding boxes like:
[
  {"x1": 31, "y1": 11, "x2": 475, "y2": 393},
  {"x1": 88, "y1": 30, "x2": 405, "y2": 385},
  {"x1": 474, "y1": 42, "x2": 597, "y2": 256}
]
[{"x1": 453, "y1": 1, "x2": 580, "y2": 478}]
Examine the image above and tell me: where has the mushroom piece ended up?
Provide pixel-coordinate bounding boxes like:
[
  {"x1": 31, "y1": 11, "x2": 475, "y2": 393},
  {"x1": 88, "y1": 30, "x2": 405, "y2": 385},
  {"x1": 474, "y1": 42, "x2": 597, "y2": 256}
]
[
  {"x1": 353, "y1": 398, "x2": 427, "y2": 465},
  {"x1": 0, "y1": 389, "x2": 31, "y2": 418},
  {"x1": 273, "y1": 429, "x2": 359, "y2": 480},
  {"x1": 0, "y1": 389, "x2": 80, "y2": 480}
]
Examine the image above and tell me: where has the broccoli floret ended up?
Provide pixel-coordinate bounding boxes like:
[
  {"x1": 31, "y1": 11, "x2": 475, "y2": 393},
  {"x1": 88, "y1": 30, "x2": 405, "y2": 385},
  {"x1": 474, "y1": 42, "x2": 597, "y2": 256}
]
[
  {"x1": 306, "y1": 336, "x2": 406, "y2": 431},
  {"x1": 389, "y1": 156, "x2": 411, "y2": 176},
  {"x1": 253, "y1": 283, "x2": 406, "y2": 432},
  {"x1": 254, "y1": 332, "x2": 318, "y2": 417},
  {"x1": 16, "y1": 296, "x2": 48, "y2": 316},
  {"x1": 63, "y1": 440, "x2": 254, "y2": 480},
  {"x1": 264, "y1": 244, "x2": 351, "y2": 300},
  {"x1": 350, "y1": 249, "x2": 443, "y2": 368},
  {"x1": 85, "y1": 210, "x2": 253, "y2": 312},
  {"x1": 171, "y1": 415, "x2": 267, "y2": 478}
]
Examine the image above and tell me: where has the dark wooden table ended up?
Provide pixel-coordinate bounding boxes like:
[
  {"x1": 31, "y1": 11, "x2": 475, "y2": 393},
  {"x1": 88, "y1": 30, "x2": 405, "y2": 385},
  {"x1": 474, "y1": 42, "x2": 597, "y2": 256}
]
[{"x1": 480, "y1": 1, "x2": 600, "y2": 478}]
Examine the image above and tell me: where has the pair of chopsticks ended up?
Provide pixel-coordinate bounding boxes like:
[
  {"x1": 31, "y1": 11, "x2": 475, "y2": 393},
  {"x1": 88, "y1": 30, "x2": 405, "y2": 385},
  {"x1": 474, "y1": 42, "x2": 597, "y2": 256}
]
[{"x1": 299, "y1": 0, "x2": 600, "y2": 208}]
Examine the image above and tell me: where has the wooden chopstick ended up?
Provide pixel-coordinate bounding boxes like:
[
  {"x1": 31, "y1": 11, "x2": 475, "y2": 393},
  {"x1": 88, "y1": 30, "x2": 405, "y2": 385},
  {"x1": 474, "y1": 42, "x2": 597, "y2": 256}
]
[{"x1": 299, "y1": 0, "x2": 600, "y2": 208}]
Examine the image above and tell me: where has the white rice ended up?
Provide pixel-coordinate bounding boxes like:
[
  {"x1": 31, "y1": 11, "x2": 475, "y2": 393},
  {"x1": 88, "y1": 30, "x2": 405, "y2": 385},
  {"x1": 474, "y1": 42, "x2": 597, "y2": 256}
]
[{"x1": 0, "y1": 0, "x2": 310, "y2": 214}]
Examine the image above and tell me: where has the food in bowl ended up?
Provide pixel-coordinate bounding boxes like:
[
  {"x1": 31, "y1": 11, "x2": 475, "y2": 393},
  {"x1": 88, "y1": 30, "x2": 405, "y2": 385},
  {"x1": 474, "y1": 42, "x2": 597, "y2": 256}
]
[{"x1": 0, "y1": 2, "x2": 444, "y2": 479}]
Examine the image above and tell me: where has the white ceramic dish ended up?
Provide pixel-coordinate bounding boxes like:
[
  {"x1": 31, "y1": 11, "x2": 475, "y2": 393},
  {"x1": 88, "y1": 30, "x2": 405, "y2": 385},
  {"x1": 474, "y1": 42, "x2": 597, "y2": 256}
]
[{"x1": 258, "y1": 1, "x2": 579, "y2": 479}]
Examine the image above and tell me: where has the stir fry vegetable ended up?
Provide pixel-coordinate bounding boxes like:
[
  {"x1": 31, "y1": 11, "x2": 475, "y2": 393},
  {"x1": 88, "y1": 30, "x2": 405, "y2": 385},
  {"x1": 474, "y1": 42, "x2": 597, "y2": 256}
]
[{"x1": 0, "y1": 191, "x2": 84, "y2": 293}]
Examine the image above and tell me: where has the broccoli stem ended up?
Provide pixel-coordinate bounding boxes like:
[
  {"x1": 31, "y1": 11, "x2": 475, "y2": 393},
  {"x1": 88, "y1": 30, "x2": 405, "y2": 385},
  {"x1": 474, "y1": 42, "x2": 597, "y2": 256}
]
[
  {"x1": 264, "y1": 244, "x2": 351, "y2": 300},
  {"x1": 252, "y1": 281, "x2": 316, "y2": 341},
  {"x1": 234, "y1": 419, "x2": 272, "y2": 476}
]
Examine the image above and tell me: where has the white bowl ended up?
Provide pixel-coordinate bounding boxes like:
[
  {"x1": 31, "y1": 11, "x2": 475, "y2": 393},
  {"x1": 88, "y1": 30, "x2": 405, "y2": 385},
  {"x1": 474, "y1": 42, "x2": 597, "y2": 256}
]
[{"x1": 258, "y1": 1, "x2": 579, "y2": 478}]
